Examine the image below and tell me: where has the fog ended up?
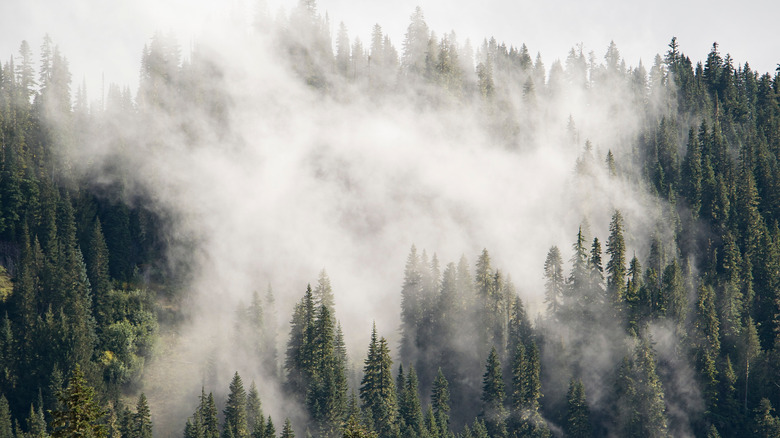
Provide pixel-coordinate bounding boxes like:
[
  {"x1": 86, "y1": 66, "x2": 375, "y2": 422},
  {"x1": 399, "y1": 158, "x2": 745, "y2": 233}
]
[
  {"x1": 10, "y1": 1, "x2": 712, "y2": 435},
  {"x1": 2, "y1": 0, "x2": 779, "y2": 104}
]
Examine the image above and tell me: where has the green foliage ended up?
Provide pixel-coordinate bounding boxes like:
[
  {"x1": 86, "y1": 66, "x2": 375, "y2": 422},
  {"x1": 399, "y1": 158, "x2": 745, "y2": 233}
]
[
  {"x1": 606, "y1": 211, "x2": 627, "y2": 316},
  {"x1": 186, "y1": 388, "x2": 219, "y2": 438},
  {"x1": 263, "y1": 416, "x2": 275, "y2": 438},
  {"x1": 431, "y1": 369, "x2": 450, "y2": 434},
  {"x1": 224, "y1": 373, "x2": 248, "y2": 438},
  {"x1": 1, "y1": 17, "x2": 780, "y2": 438},
  {"x1": 0, "y1": 395, "x2": 12, "y2": 438},
  {"x1": 753, "y1": 398, "x2": 780, "y2": 438},
  {"x1": 247, "y1": 382, "x2": 263, "y2": 434},
  {"x1": 0, "y1": 267, "x2": 12, "y2": 304},
  {"x1": 26, "y1": 402, "x2": 49, "y2": 438},
  {"x1": 614, "y1": 339, "x2": 669, "y2": 438},
  {"x1": 98, "y1": 288, "x2": 157, "y2": 386},
  {"x1": 398, "y1": 366, "x2": 423, "y2": 438},
  {"x1": 285, "y1": 285, "x2": 316, "y2": 400},
  {"x1": 359, "y1": 325, "x2": 397, "y2": 437},
  {"x1": 86, "y1": 220, "x2": 111, "y2": 327},
  {"x1": 50, "y1": 365, "x2": 106, "y2": 438},
  {"x1": 131, "y1": 394, "x2": 152, "y2": 438},
  {"x1": 564, "y1": 379, "x2": 591, "y2": 438},
  {"x1": 341, "y1": 415, "x2": 376, "y2": 438},
  {"x1": 480, "y1": 347, "x2": 506, "y2": 438},
  {"x1": 279, "y1": 419, "x2": 294, "y2": 438},
  {"x1": 543, "y1": 246, "x2": 564, "y2": 317},
  {"x1": 660, "y1": 260, "x2": 686, "y2": 328}
]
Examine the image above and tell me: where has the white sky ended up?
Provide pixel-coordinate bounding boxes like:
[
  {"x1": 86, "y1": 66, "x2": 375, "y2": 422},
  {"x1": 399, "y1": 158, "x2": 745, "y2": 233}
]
[{"x1": 0, "y1": 0, "x2": 777, "y2": 100}]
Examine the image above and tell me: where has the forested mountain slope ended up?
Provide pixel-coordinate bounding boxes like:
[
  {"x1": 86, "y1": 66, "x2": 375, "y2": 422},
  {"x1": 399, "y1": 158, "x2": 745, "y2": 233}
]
[{"x1": 0, "y1": 2, "x2": 779, "y2": 437}]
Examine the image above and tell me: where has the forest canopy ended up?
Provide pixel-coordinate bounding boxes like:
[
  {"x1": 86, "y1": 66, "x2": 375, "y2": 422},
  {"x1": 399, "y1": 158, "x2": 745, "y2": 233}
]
[{"x1": 0, "y1": 2, "x2": 779, "y2": 438}]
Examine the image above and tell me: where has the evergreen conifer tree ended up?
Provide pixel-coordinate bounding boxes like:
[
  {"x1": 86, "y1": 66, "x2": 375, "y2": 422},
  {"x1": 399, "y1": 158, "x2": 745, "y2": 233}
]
[
  {"x1": 564, "y1": 379, "x2": 591, "y2": 438},
  {"x1": 480, "y1": 347, "x2": 507, "y2": 438},
  {"x1": 431, "y1": 369, "x2": 450, "y2": 434},
  {"x1": 0, "y1": 395, "x2": 12, "y2": 438},
  {"x1": 359, "y1": 325, "x2": 397, "y2": 437},
  {"x1": 132, "y1": 393, "x2": 152, "y2": 438},
  {"x1": 279, "y1": 419, "x2": 293, "y2": 438},
  {"x1": 224, "y1": 373, "x2": 249, "y2": 438},
  {"x1": 753, "y1": 398, "x2": 780, "y2": 438},
  {"x1": 606, "y1": 211, "x2": 627, "y2": 319},
  {"x1": 399, "y1": 366, "x2": 423, "y2": 437},
  {"x1": 247, "y1": 382, "x2": 263, "y2": 434},
  {"x1": 50, "y1": 365, "x2": 106, "y2": 438},
  {"x1": 543, "y1": 246, "x2": 564, "y2": 317},
  {"x1": 263, "y1": 417, "x2": 274, "y2": 438}
]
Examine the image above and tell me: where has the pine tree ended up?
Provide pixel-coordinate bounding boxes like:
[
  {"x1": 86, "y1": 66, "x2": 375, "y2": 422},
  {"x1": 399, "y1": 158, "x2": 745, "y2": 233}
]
[
  {"x1": 395, "y1": 364, "x2": 406, "y2": 413},
  {"x1": 586, "y1": 238, "x2": 605, "y2": 308},
  {"x1": 480, "y1": 347, "x2": 507, "y2": 438},
  {"x1": 247, "y1": 382, "x2": 263, "y2": 434},
  {"x1": 715, "y1": 356, "x2": 742, "y2": 435},
  {"x1": 335, "y1": 22, "x2": 351, "y2": 76},
  {"x1": 279, "y1": 419, "x2": 294, "y2": 438},
  {"x1": 507, "y1": 296, "x2": 532, "y2": 356},
  {"x1": 753, "y1": 399, "x2": 780, "y2": 438},
  {"x1": 523, "y1": 342, "x2": 542, "y2": 412},
  {"x1": 625, "y1": 256, "x2": 642, "y2": 331},
  {"x1": 431, "y1": 369, "x2": 450, "y2": 434},
  {"x1": 506, "y1": 342, "x2": 549, "y2": 438},
  {"x1": 424, "y1": 407, "x2": 440, "y2": 438},
  {"x1": 402, "y1": 7, "x2": 430, "y2": 75},
  {"x1": 510, "y1": 343, "x2": 527, "y2": 411},
  {"x1": 0, "y1": 395, "x2": 12, "y2": 438},
  {"x1": 606, "y1": 150, "x2": 617, "y2": 177},
  {"x1": 400, "y1": 246, "x2": 422, "y2": 363},
  {"x1": 706, "y1": 425, "x2": 722, "y2": 438},
  {"x1": 25, "y1": 402, "x2": 48, "y2": 438},
  {"x1": 693, "y1": 284, "x2": 721, "y2": 414},
  {"x1": 564, "y1": 379, "x2": 591, "y2": 438},
  {"x1": 634, "y1": 338, "x2": 669, "y2": 437},
  {"x1": 184, "y1": 418, "x2": 202, "y2": 438},
  {"x1": 285, "y1": 286, "x2": 316, "y2": 400},
  {"x1": 399, "y1": 366, "x2": 423, "y2": 438},
  {"x1": 735, "y1": 157, "x2": 764, "y2": 261},
  {"x1": 16, "y1": 40, "x2": 37, "y2": 105},
  {"x1": 474, "y1": 250, "x2": 507, "y2": 358},
  {"x1": 119, "y1": 405, "x2": 132, "y2": 438},
  {"x1": 680, "y1": 127, "x2": 703, "y2": 217},
  {"x1": 86, "y1": 219, "x2": 111, "y2": 327},
  {"x1": 308, "y1": 303, "x2": 347, "y2": 437},
  {"x1": 262, "y1": 287, "x2": 279, "y2": 376},
  {"x1": 470, "y1": 419, "x2": 490, "y2": 438},
  {"x1": 0, "y1": 314, "x2": 16, "y2": 394},
  {"x1": 263, "y1": 417, "x2": 275, "y2": 438},
  {"x1": 342, "y1": 415, "x2": 376, "y2": 438},
  {"x1": 105, "y1": 403, "x2": 122, "y2": 438},
  {"x1": 606, "y1": 211, "x2": 627, "y2": 319},
  {"x1": 543, "y1": 246, "x2": 564, "y2": 317},
  {"x1": 202, "y1": 392, "x2": 219, "y2": 438},
  {"x1": 50, "y1": 365, "x2": 106, "y2": 438},
  {"x1": 474, "y1": 250, "x2": 493, "y2": 302},
  {"x1": 224, "y1": 372, "x2": 249, "y2": 438},
  {"x1": 359, "y1": 325, "x2": 397, "y2": 437},
  {"x1": 132, "y1": 393, "x2": 152, "y2": 438},
  {"x1": 313, "y1": 270, "x2": 335, "y2": 311},
  {"x1": 660, "y1": 260, "x2": 686, "y2": 329},
  {"x1": 741, "y1": 317, "x2": 761, "y2": 414}
]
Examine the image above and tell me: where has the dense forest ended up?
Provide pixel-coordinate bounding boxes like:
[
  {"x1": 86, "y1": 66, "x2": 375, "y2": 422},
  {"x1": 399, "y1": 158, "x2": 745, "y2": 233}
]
[{"x1": 1, "y1": 1, "x2": 780, "y2": 437}]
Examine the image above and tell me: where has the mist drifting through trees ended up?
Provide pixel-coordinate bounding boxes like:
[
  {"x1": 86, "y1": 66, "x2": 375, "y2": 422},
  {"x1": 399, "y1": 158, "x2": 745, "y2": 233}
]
[{"x1": 0, "y1": 1, "x2": 778, "y2": 437}]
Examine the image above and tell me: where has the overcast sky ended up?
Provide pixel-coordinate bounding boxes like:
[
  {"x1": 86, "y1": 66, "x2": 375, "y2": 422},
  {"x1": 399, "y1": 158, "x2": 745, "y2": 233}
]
[{"x1": 1, "y1": 0, "x2": 778, "y2": 103}]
